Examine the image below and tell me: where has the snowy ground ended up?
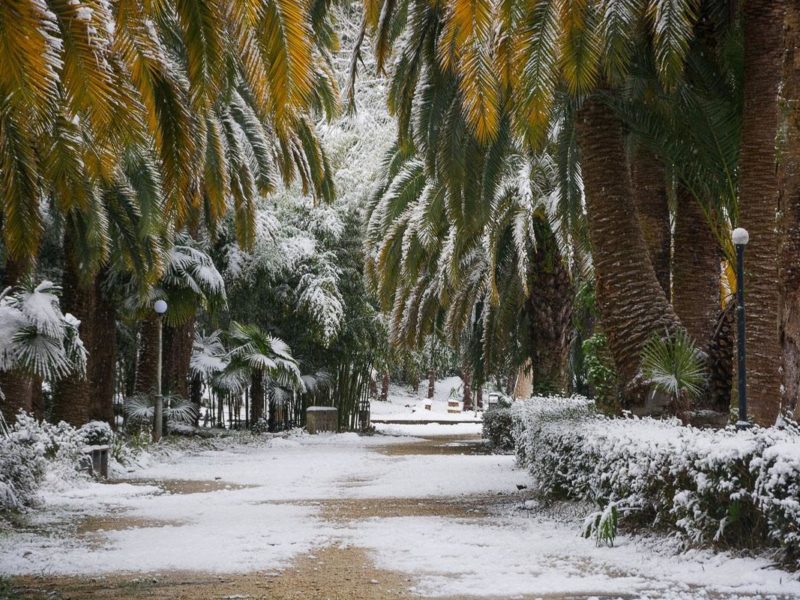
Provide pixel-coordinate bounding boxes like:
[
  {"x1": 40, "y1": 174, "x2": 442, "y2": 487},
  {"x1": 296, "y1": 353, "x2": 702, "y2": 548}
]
[
  {"x1": 2, "y1": 427, "x2": 799, "y2": 598},
  {"x1": 371, "y1": 377, "x2": 483, "y2": 424}
]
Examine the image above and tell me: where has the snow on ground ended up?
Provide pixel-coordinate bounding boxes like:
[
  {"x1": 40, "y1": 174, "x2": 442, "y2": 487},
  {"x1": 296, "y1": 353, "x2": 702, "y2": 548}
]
[
  {"x1": 2, "y1": 425, "x2": 799, "y2": 598},
  {"x1": 371, "y1": 377, "x2": 483, "y2": 422}
]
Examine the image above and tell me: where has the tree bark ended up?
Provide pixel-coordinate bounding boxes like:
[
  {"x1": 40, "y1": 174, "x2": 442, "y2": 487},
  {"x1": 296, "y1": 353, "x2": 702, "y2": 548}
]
[
  {"x1": 250, "y1": 372, "x2": 264, "y2": 425},
  {"x1": 779, "y1": 1, "x2": 800, "y2": 419},
  {"x1": 576, "y1": 94, "x2": 683, "y2": 405},
  {"x1": 190, "y1": 374, "x2": 203, "y2": 426},
  {"x1": 529, "y1": 218, "x2": 573, "y2": 394},
  {"x1": 738, "y1": 0, "x2": 785, "y2": 425},
  {"x1": 673, "y1": 189, "x2": 720, "y2": 348},
  {"x1": 0, "y1": 371, "x2": 33, "y2": 424},
  {"x1": 52, "y1": 228, "x2": 93, "y2": 427},
  {"x1": 163, "y1": 317, "x2": 194, "y2": 399},
  {"x1": 462, "y1": 369, "x2": 472, "y2": 411},
  {"x1": 630, "y1": 146, "x2": 671, "y2": 297},
  {"x1": 673, "y1": 187, "x2": 726, "y2": 411},
  {"x1": 427, "y1": 369, "x2": 435, "y2": 399},
  {"x1": 379, "y1": 372, "x2": 389, "y2": 401},
  {"x1": 134, "y1": 317, "x2": 160, "y2": 396},
  {"x1": 89, "y1": 269, "x2": 117, "y2": 425}
]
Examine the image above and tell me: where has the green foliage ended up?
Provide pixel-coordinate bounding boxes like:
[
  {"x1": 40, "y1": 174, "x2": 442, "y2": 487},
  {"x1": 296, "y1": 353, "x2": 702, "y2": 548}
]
[
  {"x1": 641, "y1": 329, "x2": 707, "y2": 405},
  {"x1": 583, "y1": 502, "x2": 619, "y2": 548},
  {"x1": 582, "y1": 334, "x2": 619, "y2": 413}
]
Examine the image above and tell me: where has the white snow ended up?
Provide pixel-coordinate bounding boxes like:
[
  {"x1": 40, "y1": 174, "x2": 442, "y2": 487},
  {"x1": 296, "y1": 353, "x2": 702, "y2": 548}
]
[
  {"x1": 371, "y1": 377, "x2": 483, "y2": 424},
  {"x1": 1, "y1": 427, "x2": 798, "y2": 598}
]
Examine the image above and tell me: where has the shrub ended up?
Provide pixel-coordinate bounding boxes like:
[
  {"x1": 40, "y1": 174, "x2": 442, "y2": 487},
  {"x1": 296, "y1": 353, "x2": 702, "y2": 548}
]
[
  {"x1": 482, "y1": 406, "x2": 514, "y2": 451},
  {"x1": 0, "y1": 413, "x2": 86, "y2": 510},
  {"x1": 78, "y1": 421, "x2": 114, "y2": 446},
  {"x1": 511, "y1": 398, "x2": 800, "y2": 566}
]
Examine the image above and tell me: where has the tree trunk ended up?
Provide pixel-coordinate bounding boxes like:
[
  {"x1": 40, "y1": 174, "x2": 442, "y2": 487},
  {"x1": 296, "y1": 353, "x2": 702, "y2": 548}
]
[
  {"x1": 134, "y1": 317, "x2": 160, "y2": 396},
  {"x1": 779, "y1": 1, "x2": 800, "y2": 419},
  {"x1": 379, "y1": 372, "x2": 389, "y2": 401},
  {"x1": 576, "y1": 94, "x2": 683, "y2": 406},
  {"x1": 529, "y1": 218, "x2": 573, "y2": 395},
  {"x1": 190, "y1": 374, "x2": 203, "y2": 426},
  {"x1": 163, "y1": 317, "x2": 194, "y2": 399},
  {"x1": 427, "y1": 369, "x2": 435, "y2": 399},
  {"x1": 89, "y1": 269, "x2": 117, "y2": 425},
  {"x1": 462, "y1": 369, "x2": 472, "y2": 411},
  {"x1": 673, "y1": 189, "x2": 721, "y2": 348},
  {"x1": 250, "y1": 372, "x2": 264, "y2": 425},
  {"x1": 0, "y1": 371, "x2": 33, "y2": 424},
  {"x1": 476, "y1": 384, "x2": 483, "y2": 409},
  {"x1": 738, "y1": 0, "x2": 785, "y2": 425},
  {"x1": 52, "y1": 228, "x2": 93, "y2": 427},
  {"x1": 673, "y1": 187, "x2": 726, "y2": 411},
  {"x1": 630, "y1": 146, "x2": 671, "y2": 297}
]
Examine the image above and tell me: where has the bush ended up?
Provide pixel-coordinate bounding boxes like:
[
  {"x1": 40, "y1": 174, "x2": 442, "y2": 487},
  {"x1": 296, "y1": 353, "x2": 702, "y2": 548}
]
[
  {"x1": 78, "y1": 421, "x2": 114, "y2": 446},
  {"x1": 482, "y1": 407, "x2": 514, "y2": 451},
  {"x1": 0, "y1": 413, "x2": 86, "y2": 510},
  {"x1": 512, "y1": 398, "x2": 800, "y2": 565}
]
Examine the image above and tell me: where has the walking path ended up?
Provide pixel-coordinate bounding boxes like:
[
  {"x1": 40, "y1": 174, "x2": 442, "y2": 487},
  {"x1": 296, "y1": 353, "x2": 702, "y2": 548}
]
[{"x1": 2, "y1": 427, "x2": 799, "y2": 599}]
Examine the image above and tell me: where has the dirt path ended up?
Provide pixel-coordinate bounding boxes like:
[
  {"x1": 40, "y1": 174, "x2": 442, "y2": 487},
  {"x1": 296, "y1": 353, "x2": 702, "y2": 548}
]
[{"x1": 5, "y1": 434, "x2": 534, "y2": 600}]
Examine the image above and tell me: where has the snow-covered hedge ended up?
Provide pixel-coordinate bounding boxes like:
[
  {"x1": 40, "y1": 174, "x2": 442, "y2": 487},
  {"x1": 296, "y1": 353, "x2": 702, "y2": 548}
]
[
  {"x1": 512, "y1": 398, "x2": 800, "y2": 566},
  {"x1": 0, "y1": 414, "x2": 104, "y2": 511},
  {"x1": 482, "y1": 407, "x2": 515, "y2": 451}
]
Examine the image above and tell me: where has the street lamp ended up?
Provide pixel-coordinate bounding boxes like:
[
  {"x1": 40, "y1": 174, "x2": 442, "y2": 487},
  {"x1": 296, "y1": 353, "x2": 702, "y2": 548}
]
[
  {"x1": 153, "y1": 299, "x2": 168, "y2": 442},
  {"x1": 732, "y1": 227, "x2": 749, "y2": 429}
]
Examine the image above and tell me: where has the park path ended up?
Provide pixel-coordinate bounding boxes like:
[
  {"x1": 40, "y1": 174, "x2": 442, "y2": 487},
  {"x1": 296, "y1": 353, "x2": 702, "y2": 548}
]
[{"x1": 4, "y1": 429, "x2": 800, "y2": 599}]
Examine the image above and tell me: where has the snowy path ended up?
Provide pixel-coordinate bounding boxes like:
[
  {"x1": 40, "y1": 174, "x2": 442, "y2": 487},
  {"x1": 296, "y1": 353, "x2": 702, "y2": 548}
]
[{"x1": 2, "y1": 427, "x2": 800, "y2": 599}]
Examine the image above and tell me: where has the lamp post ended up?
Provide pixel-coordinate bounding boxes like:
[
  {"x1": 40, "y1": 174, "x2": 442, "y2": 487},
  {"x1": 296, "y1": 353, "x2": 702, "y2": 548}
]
[
  {"x1": 153, "y1": 299, "x2": 168, "y2": 442},
  {"x1": 732, "y1": 227, "x2": 749, "y2": 429}
]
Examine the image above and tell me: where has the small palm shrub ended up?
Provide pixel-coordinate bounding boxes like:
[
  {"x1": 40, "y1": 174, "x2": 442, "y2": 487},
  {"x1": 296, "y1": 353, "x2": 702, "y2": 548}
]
[
  {"x1": 124, "y1": 395, "x2": 198, "y2": 432},
  {"x1": 641, "y1": 329, "x2": 707, "y2": 413}
]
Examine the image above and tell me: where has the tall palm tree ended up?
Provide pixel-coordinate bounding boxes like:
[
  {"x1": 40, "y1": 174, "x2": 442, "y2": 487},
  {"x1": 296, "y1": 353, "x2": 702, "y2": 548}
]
[
  {"x1": 737, "y1": 0, "x2": 785, "y2": 425},
  {"x1": 226, "y1": 322, "x2": 304, "y2": 428}
]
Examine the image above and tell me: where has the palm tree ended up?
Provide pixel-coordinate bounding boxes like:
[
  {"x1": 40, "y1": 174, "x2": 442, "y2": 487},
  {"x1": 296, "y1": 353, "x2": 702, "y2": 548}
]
[
  {"x1": 737, "y1": 0, "x2": 785, "y2": 425},
  {"x1": 0, "y1": 281, "x2": 87, "y2": 424},
  {"x1": 780, "y1": 1, "x2": 800, "y2": 420},
  {"x1": 226, "y1": 322, "x2": 304, "y2": 429}
]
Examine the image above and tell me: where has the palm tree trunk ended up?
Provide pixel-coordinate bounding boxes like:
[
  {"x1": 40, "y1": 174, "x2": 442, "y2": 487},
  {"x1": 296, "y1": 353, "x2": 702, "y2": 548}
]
[
  {"x1": 630, "y1": 146, "x2": 671, "y2": 296},
  {"x1": 379, "y1": 372, "x2": 389, "y2": 401},
  {"x1": 250, "y1": 372, "x2": 264, "y2": 424},
  {"x1": 0, "y1": 371, "x2": 33, "y2": 424},
  {"x1": 673, "y1": 189, "x2": 721, "y2": 347},
  {"x1": 529, "y1": 218, "x2": 573, "y2": 394},
  {"x1": 738, "y1": 0, "x2": 785, "y2": 425},
  {"x1": 462, "y1": 368, "x2": 472, "y2": 411},
  {"x1": 52, "y1": 228, "x2": 93, "y2": 427},
  {"x1": 576, "y1": 94, "x2": 683, "y2": 405},
  {"x1": 163, "y1": 317, "x2": 194, "y2": 399},
  {"x1": 779, "y1": 0, "x2": 800, "y2": 419},
  {"x1": 89, "y1": 269, "x2": 116, "y2": 425},
  {"x1": 427, "y1": 369, "x2": 435, "y2": 399},
  {"x1": 673, "y1": 187, "x2": 725, "y2": 411},
  {"x1": 134, "y1": 315, "x2": 162, "y2": 398},
  {"x1": 190, "y1": 374, "x2": 203, "y2": 426}
]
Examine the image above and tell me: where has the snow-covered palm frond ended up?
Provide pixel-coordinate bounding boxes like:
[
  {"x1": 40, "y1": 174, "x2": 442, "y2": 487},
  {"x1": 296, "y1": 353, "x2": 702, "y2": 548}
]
[
  {"x1": 227, "y1": 322, "x2": 304, "y2": 391},
  {"x1": 124, "y1": 395, "x2": 198, "y2": 426},
  {"x1": 164, "y1": 244, "x2": 226, "y2": 301},
  {"x1": 190, "y1": 330, "x2": 228, "y2": 379},
  {"x1": 301, "y1": 370, "x2": 332, "y2": 392},
  {"x1": 0, "y1": 282, "x2": 87, "y2": 381}
]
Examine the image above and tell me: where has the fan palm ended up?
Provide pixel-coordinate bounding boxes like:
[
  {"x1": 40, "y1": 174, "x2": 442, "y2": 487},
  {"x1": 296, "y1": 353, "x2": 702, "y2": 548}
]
[
  {"x1": 0, "y1": 281, "x2": 87, "y2": 423},
  {"x1": 226, "y1": 321, "x2": 304, "y2": 428}
]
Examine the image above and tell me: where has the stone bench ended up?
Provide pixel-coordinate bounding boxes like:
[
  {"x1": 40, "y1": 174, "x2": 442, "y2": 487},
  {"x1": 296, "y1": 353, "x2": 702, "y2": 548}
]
[{"x1": 306, "y1": 407, "x2": 338, "y2": 434}]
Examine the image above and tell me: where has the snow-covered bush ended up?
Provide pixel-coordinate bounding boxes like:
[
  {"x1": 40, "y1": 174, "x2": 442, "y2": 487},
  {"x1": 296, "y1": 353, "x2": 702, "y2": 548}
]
[
  {"x1": 78, "y1": 421, "x2": 114, "y2": 446},
  {"x1": 0, "y1": 414, "x2": 87, "y2": 510},
  {"x1": 482, "y1": 407, "x2": 515, "y2": 451},
  {"x1": 512, "y1": 398, "x2": 800, "y2": 565}
]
